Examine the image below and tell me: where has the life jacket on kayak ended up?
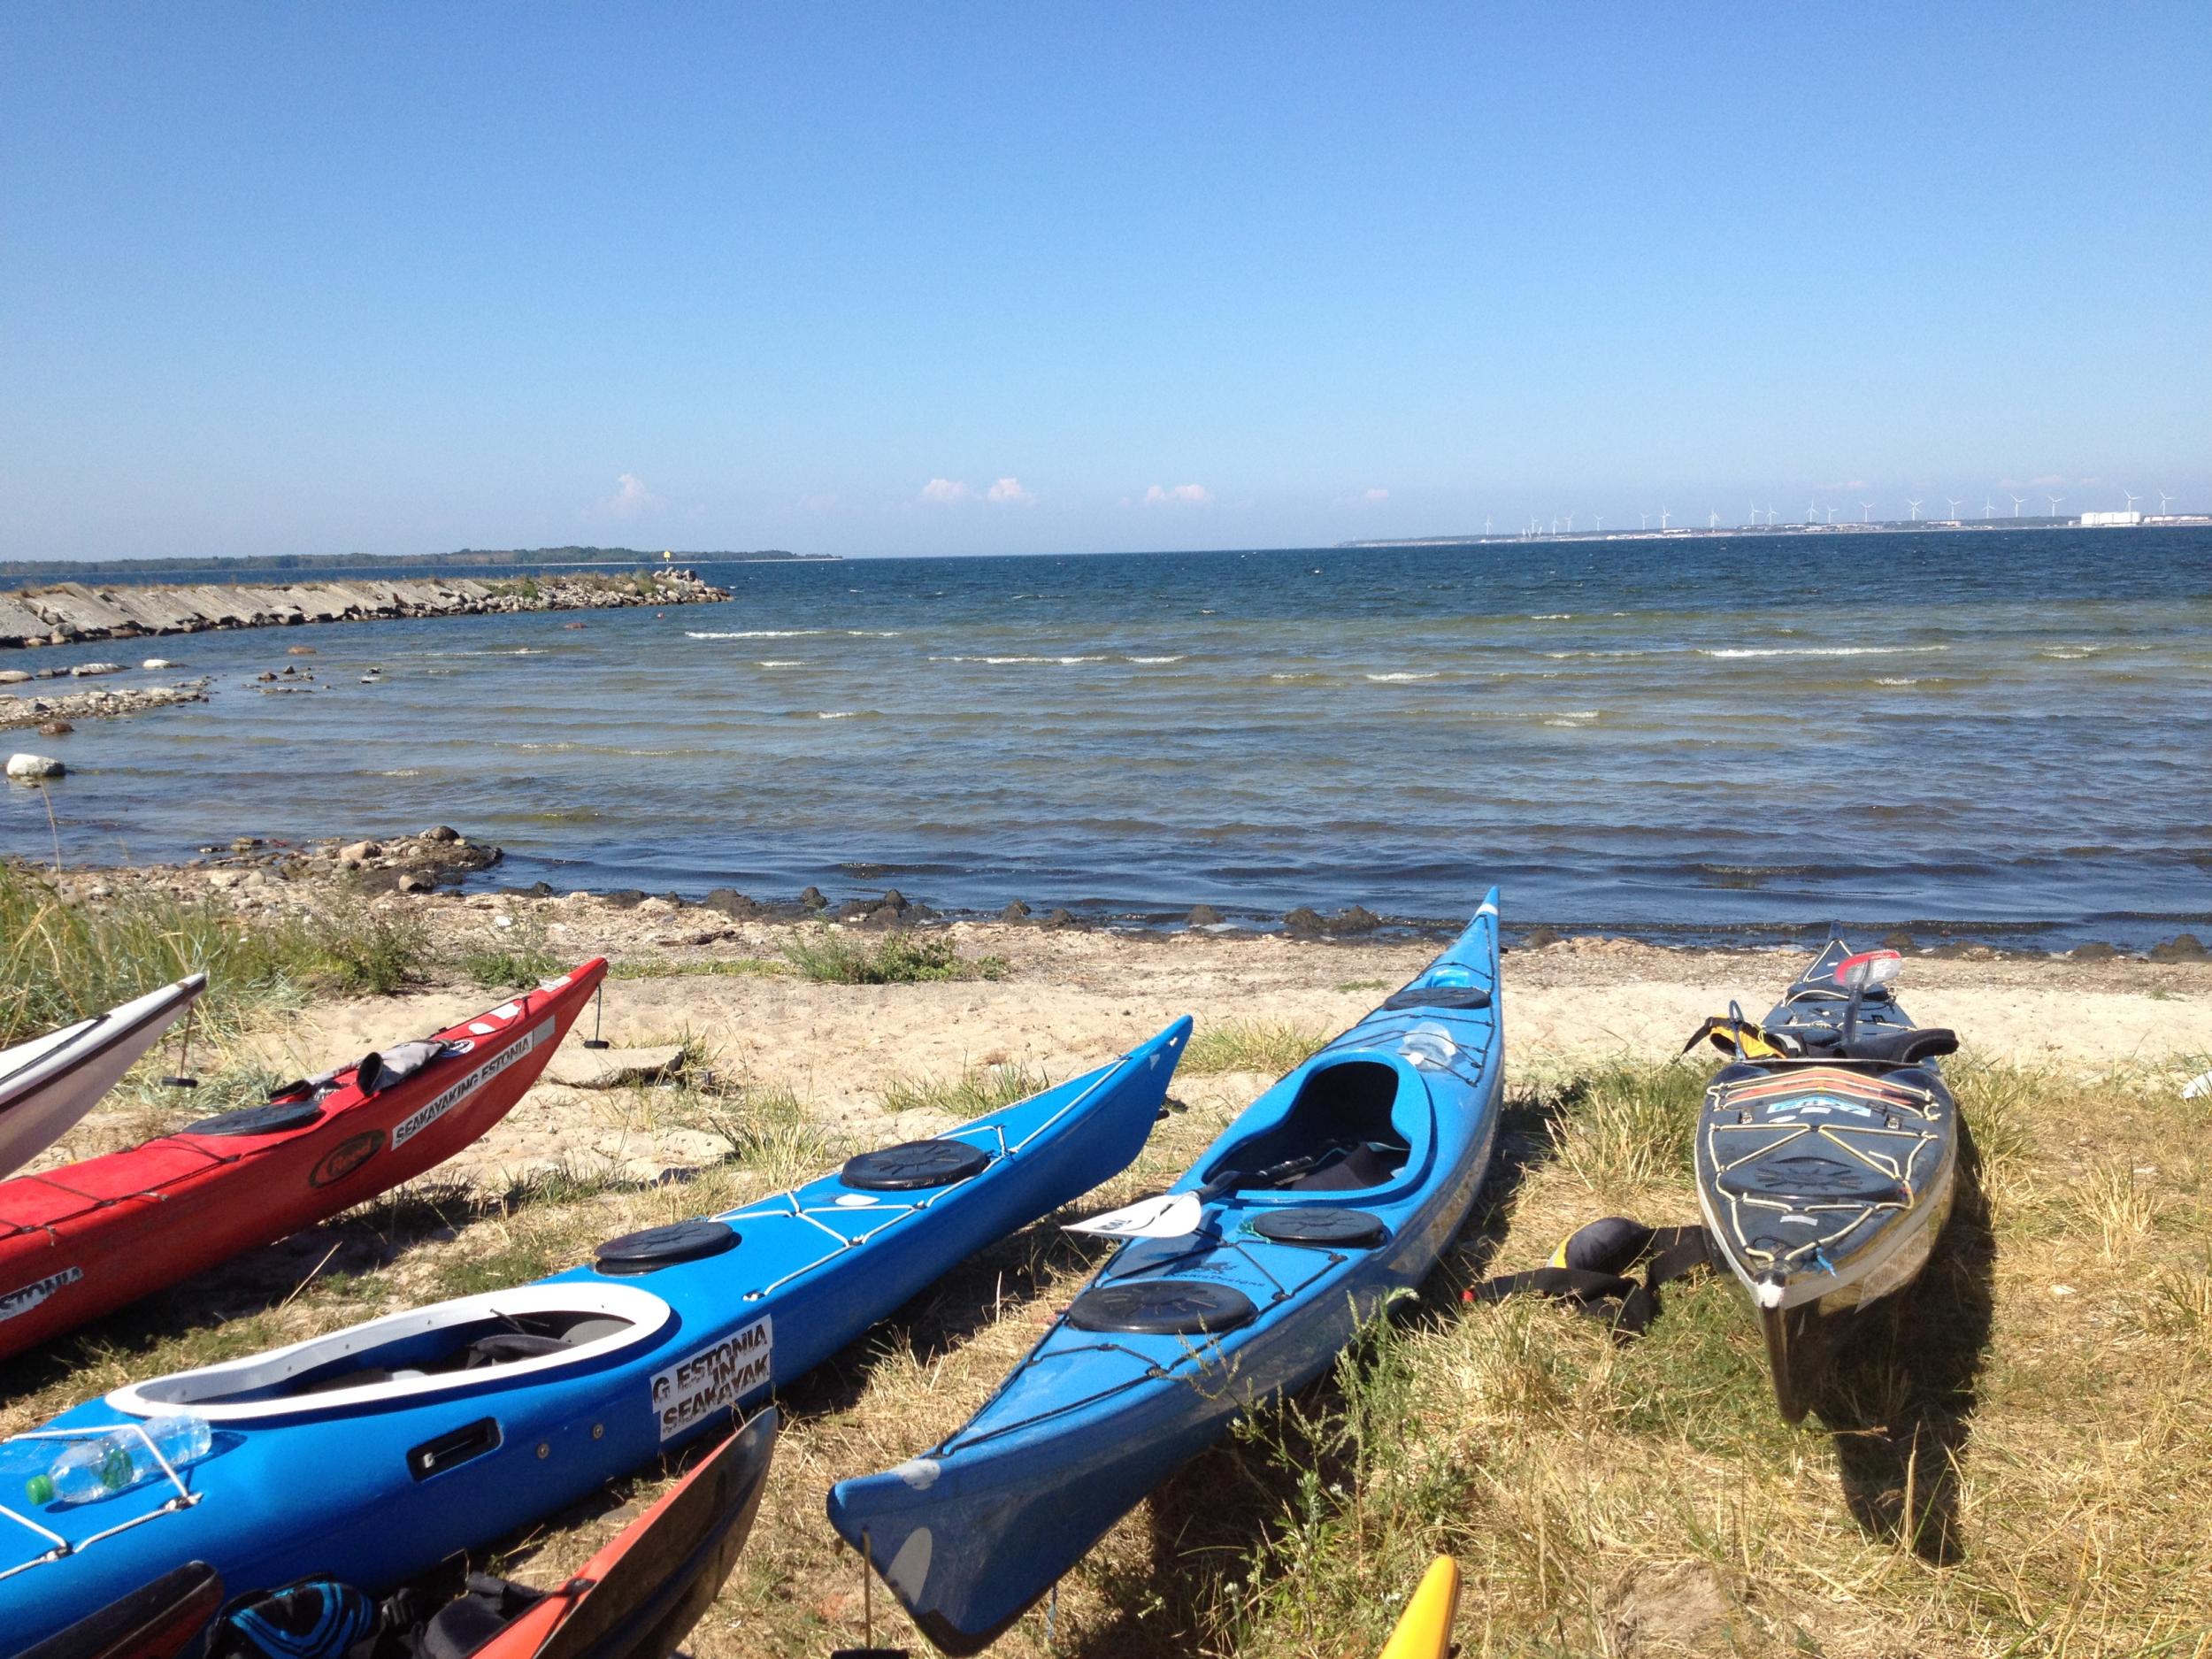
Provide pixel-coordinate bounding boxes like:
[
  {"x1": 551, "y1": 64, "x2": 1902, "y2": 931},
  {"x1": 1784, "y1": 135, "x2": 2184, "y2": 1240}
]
[{"x1": 1682, "y1": 1011, "x2": 1957, "y2": 1065}]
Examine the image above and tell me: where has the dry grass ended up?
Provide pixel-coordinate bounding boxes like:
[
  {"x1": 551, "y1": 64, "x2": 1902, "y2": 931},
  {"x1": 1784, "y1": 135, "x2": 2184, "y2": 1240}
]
[{"x1": 3, "y1": 1011, "x2": 2207, "y2": 1659}]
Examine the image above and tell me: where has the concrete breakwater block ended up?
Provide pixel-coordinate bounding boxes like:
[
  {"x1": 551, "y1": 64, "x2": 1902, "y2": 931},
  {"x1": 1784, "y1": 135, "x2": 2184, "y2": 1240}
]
[{"x1": 545, "y1": 1043, "x2": 687, "y2": 1089}]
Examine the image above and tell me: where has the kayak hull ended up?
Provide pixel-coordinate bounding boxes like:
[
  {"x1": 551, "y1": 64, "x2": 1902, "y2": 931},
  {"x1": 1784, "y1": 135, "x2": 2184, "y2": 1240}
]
[
  {"x1": 0, "y1": 1018, "x2": 1189, "y2": 1649},
  {"x1": 829, "y1": 899, "x2": 1503, "y2": 1654},
  {"x1": 0, "y1": 976, "x2": 206, "y2": 1179},
  {"x1": 0, "y1": 964, "x2": 605, "y2": 1362}
]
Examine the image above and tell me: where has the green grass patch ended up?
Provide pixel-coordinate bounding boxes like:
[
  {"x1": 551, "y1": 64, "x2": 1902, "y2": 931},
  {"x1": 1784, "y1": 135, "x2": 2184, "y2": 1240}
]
[
  {"x1": 781, "y1": 926, "x2": 1008, "y2": 985},
  {"x1": 0, "y1": 864, "x2": 431, "y2": 1042},
  {"x1": 609, "y1": 956, "x2": 787, "y2": 980},
  {"x1": 1181, "y1": 1019, "x2": 1329, "y2": 1077},
  {"x1": 880, "y1": 1061, "x2": 1051, "y2": 1119}
]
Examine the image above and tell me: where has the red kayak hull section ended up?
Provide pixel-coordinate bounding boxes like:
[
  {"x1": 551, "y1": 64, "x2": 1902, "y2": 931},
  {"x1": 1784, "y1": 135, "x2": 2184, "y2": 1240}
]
[
  {"x1": 474, "y1": 1407, "x2": 777, "y2": 1659},
  {"x1": 0, "y1": 960, "x2": 606, "y2": 1361}
]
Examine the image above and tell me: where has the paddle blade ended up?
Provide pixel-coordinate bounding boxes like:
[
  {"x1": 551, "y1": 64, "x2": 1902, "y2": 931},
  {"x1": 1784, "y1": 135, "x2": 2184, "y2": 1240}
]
[{"x1": 1065, "y1": 1190, "x2": 1204, "y2": 1240}]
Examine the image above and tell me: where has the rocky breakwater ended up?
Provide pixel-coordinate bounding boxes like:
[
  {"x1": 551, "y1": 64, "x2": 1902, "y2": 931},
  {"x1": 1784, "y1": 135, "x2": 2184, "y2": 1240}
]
[
  {"x1": 194, "y1": 825, "x2": 503, "y2": 897},
  {"x1": 0, "y1": 665, "x2": 211, "y2": 733},
  {"x1": 0, "y1": 568, "x2": 728, "y2": 649}
]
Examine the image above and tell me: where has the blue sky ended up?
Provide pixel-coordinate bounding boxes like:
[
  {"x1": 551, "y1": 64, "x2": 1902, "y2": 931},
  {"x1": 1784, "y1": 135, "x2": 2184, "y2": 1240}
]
[{"x1": 4, "y1": 3, "x2": 2207, "y2": 561}]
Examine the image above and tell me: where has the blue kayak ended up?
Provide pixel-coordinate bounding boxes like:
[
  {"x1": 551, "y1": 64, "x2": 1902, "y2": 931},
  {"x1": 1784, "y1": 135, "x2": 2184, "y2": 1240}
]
[
  {"x1": 827, "y1": 895, "x2": 1504, "y2": 1655},
  {"x1": 0, "y1": 1018, "x2": 1192, "y2": 1649}
]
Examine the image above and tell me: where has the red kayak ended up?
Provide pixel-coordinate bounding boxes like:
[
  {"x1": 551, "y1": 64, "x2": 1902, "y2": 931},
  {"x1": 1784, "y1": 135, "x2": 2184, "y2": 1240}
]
[
  {"x1": 0, "y1": 960, "x2": 606, "y2": 1363},
  {"x1": 425, "y1": 1407, "x2": 776, "y2": 1659}
]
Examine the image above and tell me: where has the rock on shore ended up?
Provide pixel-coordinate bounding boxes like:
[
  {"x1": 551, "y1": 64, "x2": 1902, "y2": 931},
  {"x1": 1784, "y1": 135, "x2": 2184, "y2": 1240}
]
[{"x1": 0, "y1": 569, "x2": 729, "y2": 650}]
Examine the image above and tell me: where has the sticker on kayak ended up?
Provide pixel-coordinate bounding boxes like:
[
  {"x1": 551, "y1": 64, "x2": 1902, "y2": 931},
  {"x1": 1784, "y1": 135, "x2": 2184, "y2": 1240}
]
[
  {"x1": 391, "y1": 1019, "x2": 553, "y2": 1148},
  {"x1": 0, "y1": 1266, "x2": 82, "y2": 1325},
  {"x1": 309, "y1": 1129, "x2": 386, "y2": 1188},
  {"x1": 651, "y1": 1317, "x2": 772, "y2": 1441}
]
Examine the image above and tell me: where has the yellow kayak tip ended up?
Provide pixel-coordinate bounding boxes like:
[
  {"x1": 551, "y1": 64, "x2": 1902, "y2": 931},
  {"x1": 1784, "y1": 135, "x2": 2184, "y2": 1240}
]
[{"x1": 1378, "y1": 1556, "x2": 1461, "y2": 1659}]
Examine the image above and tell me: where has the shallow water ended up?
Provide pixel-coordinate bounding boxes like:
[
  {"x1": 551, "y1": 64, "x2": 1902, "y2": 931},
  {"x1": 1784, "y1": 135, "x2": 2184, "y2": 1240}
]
[{"x1": 7, "y1": 531, "x2": 2209, "y2": 946}]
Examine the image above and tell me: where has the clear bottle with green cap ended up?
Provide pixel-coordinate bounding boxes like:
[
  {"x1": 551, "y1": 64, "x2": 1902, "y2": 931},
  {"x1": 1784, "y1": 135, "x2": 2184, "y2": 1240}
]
[{"x1": 25, "y1": 1415, "x2": 211, "y2": 1505}]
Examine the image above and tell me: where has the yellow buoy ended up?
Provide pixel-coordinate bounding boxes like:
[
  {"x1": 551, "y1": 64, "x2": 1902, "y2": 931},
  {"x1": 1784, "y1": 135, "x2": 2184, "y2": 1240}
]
[{"x1": 1377, "y1": 1556, "x2": 1460, "y2": 1659}]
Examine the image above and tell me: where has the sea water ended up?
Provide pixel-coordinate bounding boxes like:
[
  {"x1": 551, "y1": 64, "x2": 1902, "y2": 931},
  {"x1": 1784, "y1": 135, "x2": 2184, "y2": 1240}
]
[{"x1": 5, "y1": 530, "x2": 2208, "y2": 947}]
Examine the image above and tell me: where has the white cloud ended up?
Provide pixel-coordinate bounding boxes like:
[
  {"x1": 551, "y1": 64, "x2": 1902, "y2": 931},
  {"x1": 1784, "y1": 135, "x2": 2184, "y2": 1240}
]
[
  {"x1": 986, "y1": 477, "x2": 1034, "y2": 505},
  {"x1": 2031, "y1": 473, "x2": 2066, "y2": 488},
  {"x1": 1818, "y1": 479, "x2": 1869, "y2": 492},
  {"x1": 919, "y1": 478, "x2": 972, "y2": 504},
  {"x1": 1141, "y1": 483, "x2": 1212, "y2": 506},
  {"x1": 602, "y1": 472, "x2": 656, "y2": 516},
  {"x1": 1361, "y1": 487, "x2": 1389, "y2": 503}
]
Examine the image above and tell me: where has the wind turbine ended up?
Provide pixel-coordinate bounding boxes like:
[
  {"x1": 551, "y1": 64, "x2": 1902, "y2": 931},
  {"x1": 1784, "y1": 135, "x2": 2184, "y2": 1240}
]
[
  {"x1": 1660, "y1": 507, "x2": 1671, "y2": 529},
  {"x1": 1946, "y1": 497, "x2": 1962, "y2": 520},
  {"x1": 2158, "y1": 490, "x2": 2174, "y2": 513},
  {"x1": 1709, "y1": 509, "x2": 1719, "y2": 528},
  {"x1": 2011, "y1": 494, "x2": 2026, "y2": 518},
  {"x1": 1984, "y1": 497, "x2": 1995, "y2": 518},
  {"x1": 1484, "y1": 515, "x2": 1492, "y2": 535},
  {"x1": 1639, "y1": 511, "x2": 1648, "y2": 530},
  {"x1": 2046, "y1": 494, "x2": 2064, "y2": 518},
  {"x1": 1766, "y1": 506, "x2": 1778, "y2": 526},
  {"x1": 1806, "y1": 499, "x2": 1816, "y2": 523},
  {"x1": 2121, "y1": 488, "x2": 2139, "y2": 512},
  {"x1": 1564, "y1": 511, "x2": 1574, "y2": 534},
  {"x1": 1906, "y1": 498, "x2": 1922, "y2": 521},
  {"x1": 1594, "y1": 514, "x2": 1603, "y2": 532},
  {"x1": 1863, "y1": 501, "x2": 1875, "y2": 523}
]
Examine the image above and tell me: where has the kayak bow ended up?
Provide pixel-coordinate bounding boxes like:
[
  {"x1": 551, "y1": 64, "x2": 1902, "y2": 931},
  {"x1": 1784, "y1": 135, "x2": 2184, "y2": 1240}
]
[
  {"x1": 1377, "y1": 1557, "x2": 1460, "y2": 1659},
  {"x1": 827, "y1": 895, "x2": 1503, "y2": 1655},
  {"x1": 0, "y1": 975, "x2": 206, "y2": 1179}
]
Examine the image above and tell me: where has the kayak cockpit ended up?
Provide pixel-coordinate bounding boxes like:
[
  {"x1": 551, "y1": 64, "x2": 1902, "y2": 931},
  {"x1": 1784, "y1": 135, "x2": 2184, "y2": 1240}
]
[
  {"x1": 1202, "y1": 1056, "x2": 1432, "y2": 1202},
  {"x1": 107, "y1": 1284, "x2": 672, "y2": 1423}
]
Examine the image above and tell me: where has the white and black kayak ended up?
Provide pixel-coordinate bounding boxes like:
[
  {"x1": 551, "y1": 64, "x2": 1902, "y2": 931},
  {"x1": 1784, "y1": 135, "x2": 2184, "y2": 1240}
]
[
  {"x1": 0, "y1": 976, "x2": 206, "y2": 1179},
  {"x1": 1690, "y1": 941, "x2": 1960, "y2": 1421}
]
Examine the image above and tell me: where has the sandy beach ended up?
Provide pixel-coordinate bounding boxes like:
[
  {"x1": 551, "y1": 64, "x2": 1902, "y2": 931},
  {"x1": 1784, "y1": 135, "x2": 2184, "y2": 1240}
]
[{"x1": 20, "y1": 854, "x2": 2212, "y2": 1185}]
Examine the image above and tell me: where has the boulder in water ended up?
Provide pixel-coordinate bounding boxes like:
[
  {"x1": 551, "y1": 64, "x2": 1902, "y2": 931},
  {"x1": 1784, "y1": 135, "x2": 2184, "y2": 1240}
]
[{"x1": 5, "y1": 752, "x2": 63, "y2": 781}]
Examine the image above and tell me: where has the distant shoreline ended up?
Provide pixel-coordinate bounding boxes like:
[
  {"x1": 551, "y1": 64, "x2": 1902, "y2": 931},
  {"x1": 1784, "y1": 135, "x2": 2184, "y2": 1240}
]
[
  {"x1": 0, "y1": 545, "x2": 838, "y2": 581},
  {"x1": 1339, "y1": 516, "x2": 2211, "y2": 549}
]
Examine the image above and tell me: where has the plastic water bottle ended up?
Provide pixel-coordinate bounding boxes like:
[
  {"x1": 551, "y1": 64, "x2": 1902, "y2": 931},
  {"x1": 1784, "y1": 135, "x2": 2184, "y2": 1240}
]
[{"x1": 25, "y1": 1415, "x2": 212, "y2": 1505}]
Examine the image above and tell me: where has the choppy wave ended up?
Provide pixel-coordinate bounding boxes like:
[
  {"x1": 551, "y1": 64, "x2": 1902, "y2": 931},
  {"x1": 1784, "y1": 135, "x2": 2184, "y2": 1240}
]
[
  {"x1": 933, "y1": 654, "x2": 1110, "y2": 665},
  {"x1": 757, "y1": 659, "x2": 806, "y2": 668},
  {"x1": 687, "y1": 628, "x2": 827, "y2": 639},
  {"x1": 1367, "y1": 671, "x2": 1441, "y2": 682},
  {"x1": 1698, "y1": 645, "x2": 1950, "y2": 659}
]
